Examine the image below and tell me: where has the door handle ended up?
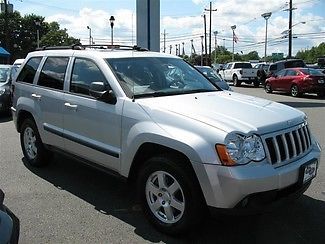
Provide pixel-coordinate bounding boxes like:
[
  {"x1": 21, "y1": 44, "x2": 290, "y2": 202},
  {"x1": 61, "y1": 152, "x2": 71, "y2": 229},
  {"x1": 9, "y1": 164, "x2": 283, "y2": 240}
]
[
  {"x1": 64, "y1": 102, "x2": 78, "y2": 111},
  {"x1": 31, "y1": 93, "x2": 42, "y2": 100}
]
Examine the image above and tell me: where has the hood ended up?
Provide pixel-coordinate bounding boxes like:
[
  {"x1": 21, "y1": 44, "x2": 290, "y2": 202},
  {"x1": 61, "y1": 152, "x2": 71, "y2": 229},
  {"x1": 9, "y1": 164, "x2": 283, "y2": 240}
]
[{"x1": 137, "y1": 91, "x2": 306, "y2": 134}]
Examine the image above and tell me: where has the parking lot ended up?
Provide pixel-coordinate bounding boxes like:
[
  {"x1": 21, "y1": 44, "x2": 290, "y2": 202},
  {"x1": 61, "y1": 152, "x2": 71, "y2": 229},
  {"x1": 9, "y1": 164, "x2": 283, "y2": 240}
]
[{"x1": 0, "y1": 86, "x2": 324, "y2": 244}]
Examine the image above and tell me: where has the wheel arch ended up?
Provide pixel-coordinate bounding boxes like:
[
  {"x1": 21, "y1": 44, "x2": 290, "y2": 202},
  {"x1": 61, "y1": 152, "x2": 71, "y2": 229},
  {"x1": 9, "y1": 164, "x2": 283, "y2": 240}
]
[{"x1": 17, "y1": 110, "x2": 36, "y2": 133}]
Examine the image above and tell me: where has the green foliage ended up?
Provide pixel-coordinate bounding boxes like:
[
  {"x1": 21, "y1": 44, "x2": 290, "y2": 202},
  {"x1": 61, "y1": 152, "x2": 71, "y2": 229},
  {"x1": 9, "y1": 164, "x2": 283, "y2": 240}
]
[
  {"x1": 0, "y1": 12, "x2": 79, "y2": 63},
  {"x1": 296, "y1": 42, "x2": 325, "y2": 64}
]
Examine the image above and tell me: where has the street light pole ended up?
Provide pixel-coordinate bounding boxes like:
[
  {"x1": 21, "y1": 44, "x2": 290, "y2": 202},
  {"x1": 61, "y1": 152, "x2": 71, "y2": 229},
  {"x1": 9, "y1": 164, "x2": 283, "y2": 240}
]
[
  {"x1": 200, "y1": 35, "x2": 204, "y2": 66},
  {"x1": 261, "y1": 12, "x2": 272, "y2": 62},
  {"x1": 86, "y1": 26, "x2": 92, "y2": 46},
  {"x1": 35, "y1": 19, "x2": 41, "y2": 48},
  {"x1": 109, "y1": 16, "x2": 115, "y2": 45},
  {"x1": 231, "y1": 25, "x2": 236, "y2": 62}
]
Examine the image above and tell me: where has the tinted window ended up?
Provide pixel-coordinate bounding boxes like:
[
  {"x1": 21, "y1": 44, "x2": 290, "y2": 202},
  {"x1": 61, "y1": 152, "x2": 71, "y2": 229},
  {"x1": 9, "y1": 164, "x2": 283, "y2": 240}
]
[
  {"x1": 277, "y1": 69, "x2": 286, "y2": 77},
  {"x1": 17, "y1": 57, "x2": 42, "y2": 84},
  {"x1": 38, "y1": 57, "x2": 69, "y2": 90},
  {"x1": 269, "y1": 64, "x2": 277, "y2": 71},
  {"x1": 70, "y1": 58, "x2": 107, "y2": 96},
  {"x1": 233, "y1": 63, "x2": 252, "y2": 69},
  {"x1": 300, "y1": 68, "x2": 325, "y2": 76},
  {"x1": 284, "y1": 60, "x2": 306, "y2": 68},
  {"x1": 286, "y1": 70, "x2": 298, "y2": 76}
]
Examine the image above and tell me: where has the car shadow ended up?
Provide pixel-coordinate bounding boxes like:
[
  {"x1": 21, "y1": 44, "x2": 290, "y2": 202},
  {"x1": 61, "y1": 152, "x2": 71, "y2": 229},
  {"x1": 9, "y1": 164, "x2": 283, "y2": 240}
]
[
  {"x1": 0, "y1": 113, "x2": 12, "y2": 123},
  {"x1": 23, "y1": 155, "x2": 325, "y2": 243}
]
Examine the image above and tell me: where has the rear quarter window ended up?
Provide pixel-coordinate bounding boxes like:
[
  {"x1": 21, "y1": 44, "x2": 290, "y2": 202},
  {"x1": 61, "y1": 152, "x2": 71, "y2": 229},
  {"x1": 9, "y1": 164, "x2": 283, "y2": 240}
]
[{"x1": 16, "y1": 57, "x2": 42, "y2": 84}]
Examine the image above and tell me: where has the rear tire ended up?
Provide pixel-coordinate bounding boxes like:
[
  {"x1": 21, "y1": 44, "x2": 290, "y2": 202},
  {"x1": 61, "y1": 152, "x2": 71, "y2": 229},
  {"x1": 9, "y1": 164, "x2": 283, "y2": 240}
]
[
  {"x1": 253, "y1": 79, "x2": 260, "y2": 87},
  {"x1": 20, "y1": 118, "x2": 51, "y2": 167},
  {"x1": 137, "y1": 154, "x2": 206, "y2": 235},
  {"x1": 233, "y1": 75, "x2": 241, "y2": 87},
  {"x1": 291, "y1": 85, "x2": 300, "y2": 97}
]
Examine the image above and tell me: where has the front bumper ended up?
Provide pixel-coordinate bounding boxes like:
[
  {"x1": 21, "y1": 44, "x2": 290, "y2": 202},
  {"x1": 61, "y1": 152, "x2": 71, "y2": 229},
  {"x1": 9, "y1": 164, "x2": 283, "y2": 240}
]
[{"x1": 193, "y1": 143, "x2": 321, "y2": 209}]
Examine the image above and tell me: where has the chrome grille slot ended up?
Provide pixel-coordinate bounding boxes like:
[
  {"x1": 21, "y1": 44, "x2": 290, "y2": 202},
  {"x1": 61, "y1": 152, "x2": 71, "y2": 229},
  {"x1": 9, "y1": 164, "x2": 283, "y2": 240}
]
[{"x1": 263, "y1": 123, "x2": 312, "y2": 166}]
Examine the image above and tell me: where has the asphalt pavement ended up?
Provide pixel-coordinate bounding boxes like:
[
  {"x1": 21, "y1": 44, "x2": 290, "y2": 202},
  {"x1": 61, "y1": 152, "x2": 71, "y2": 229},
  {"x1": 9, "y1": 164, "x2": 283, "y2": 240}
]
[{"x1": 0, "y1": 85, "x2": 324, "y2": 243}]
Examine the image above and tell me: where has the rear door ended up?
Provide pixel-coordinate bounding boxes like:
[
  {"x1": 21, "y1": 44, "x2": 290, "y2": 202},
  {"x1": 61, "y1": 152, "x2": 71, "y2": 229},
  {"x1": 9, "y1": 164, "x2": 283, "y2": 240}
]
[
  {"x1": 273, "y1": 69, "x2": 287, "y2": 90},
  {"x1": 284, "y1": 69, "x2": 299, "y2": 92},
  {"x1": 33, "y1": 56, "x2": 69, "y2": 149},
  {"x1": 63, "y1": 57, "x2": 122, "y2": 172}
]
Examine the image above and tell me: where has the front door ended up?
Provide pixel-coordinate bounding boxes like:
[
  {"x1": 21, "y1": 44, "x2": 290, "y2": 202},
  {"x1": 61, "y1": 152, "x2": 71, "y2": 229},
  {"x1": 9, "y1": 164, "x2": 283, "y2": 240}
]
[{"x1": 63, "y1": 58, "x2": 122, "y2": 172}]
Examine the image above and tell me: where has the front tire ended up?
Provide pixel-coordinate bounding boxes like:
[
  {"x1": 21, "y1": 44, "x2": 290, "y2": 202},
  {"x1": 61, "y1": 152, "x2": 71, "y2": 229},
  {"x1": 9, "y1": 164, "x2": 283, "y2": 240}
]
[
  {"x1": 137, "y1": 154, "x2": 205, "y2": 235},
  {"x1": 20, "y1": 118, "x2": 51, "y2": 167}
]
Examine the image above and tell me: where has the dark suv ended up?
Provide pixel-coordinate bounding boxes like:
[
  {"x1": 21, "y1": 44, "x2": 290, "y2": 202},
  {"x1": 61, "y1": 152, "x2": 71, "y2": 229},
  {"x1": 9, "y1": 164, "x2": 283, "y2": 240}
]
[{"x1": 267, "y1": 59, "x2": 306, "y2": 78}]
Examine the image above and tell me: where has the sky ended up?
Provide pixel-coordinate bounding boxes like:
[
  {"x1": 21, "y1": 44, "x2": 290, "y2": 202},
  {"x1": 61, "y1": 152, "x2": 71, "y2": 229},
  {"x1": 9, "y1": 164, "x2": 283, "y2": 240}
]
[{"x1": 9, "y1": 0, "x2": 325, "y2": 58}]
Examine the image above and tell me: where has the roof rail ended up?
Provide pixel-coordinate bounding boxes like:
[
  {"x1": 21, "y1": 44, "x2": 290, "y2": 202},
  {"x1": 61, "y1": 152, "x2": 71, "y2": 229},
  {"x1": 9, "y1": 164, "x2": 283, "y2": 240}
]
[{"x1": 35, "y1": 44, "x2": 148, "y2": 52}]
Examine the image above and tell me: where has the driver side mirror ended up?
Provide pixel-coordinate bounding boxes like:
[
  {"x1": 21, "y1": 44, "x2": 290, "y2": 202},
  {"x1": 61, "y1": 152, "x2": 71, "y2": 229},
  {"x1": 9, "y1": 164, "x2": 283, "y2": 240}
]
[{"x1": 89, "y1": 81, "x2": 117, "y2": 105}]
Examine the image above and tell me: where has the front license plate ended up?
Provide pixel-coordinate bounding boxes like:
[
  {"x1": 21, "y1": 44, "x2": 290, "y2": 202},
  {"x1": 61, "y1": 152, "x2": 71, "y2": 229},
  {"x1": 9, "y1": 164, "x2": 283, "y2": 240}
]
[{"x1": 300, "y1": 160, "x2": 317, "y2": 184}]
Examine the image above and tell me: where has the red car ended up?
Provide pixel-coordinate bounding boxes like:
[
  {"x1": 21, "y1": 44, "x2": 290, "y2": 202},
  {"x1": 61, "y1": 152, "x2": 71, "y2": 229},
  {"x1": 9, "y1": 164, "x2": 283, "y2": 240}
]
[{"x1": 265, "y1": 68, "x2": 325, "y2": 97}]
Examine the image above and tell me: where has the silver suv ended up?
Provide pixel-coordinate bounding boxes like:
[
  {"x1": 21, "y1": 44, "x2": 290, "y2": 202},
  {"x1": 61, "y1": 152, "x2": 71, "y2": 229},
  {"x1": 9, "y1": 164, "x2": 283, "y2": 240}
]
[{"x1": 11, "y1": 45, "x2": 321, "y2": 234}]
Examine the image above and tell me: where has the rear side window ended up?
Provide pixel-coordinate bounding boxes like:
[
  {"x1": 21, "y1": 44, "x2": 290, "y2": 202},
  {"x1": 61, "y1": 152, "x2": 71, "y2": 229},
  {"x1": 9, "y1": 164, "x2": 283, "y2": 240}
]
[
  {"x1": 285, "y1": 60, "x2": 306, "y2": 68},
  {"x1": 38, "y1": 57, "x2": 69, "y2": 90},
  {"x1": 70, "y1": 58, "x2": 107, "y2": 96},
  {"x1": 286, "y1": 70, "x2": 298, "y2": 76},
  {"x1": 300, "y1": 68, "x2": 325, "y2": 76},
  {"x1": 269, "y1": 64, "x2": 277, "y2": 71},
  {"x1": 16, "y1": 57, "x2": 42, "y2": 84},
  {"x1": 233, "y1": 63, "x2": 252, "y2": 69}
]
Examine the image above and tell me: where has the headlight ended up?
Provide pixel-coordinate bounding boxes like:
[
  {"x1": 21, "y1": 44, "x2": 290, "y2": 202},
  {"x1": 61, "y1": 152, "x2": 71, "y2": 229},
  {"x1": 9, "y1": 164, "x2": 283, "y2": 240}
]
[
  {"x1": 216, "y1": 133, "x2": 265, "y2": 166},
  {"x1": 0, "y1": 88, "x2": 5, "y2": 96}
]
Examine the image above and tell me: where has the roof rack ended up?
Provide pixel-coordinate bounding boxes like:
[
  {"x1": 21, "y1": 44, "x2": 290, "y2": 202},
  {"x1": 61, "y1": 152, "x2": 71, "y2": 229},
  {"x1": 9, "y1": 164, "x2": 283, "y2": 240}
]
[{"x1": 36, "y1": 44, "x2": 148, "y2": 52}]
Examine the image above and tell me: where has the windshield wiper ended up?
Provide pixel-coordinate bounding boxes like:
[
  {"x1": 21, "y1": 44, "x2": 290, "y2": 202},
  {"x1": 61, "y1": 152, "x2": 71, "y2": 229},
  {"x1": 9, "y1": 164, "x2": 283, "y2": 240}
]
[{"x1": 134, "y1": 89, "x2": 216, "y2": 98}]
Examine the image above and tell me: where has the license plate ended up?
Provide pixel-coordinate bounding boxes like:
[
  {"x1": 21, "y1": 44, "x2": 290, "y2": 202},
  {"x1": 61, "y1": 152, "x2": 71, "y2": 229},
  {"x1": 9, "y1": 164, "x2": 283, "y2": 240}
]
[
  {"x1": 300, "y1": 160, "x2": 317, "y2": 184},
  {"x1": 318, "y1": 79, "x2": 324, "y2": 84}
]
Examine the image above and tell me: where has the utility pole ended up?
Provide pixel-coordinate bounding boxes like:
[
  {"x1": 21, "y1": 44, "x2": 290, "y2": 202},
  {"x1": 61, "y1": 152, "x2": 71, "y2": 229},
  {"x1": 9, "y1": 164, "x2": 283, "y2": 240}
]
[
  {"x1": 205, "y1": 2, "x2": 217, "y2": 66},
  {"x1": 175, "y1": 44, "x2": 178, "y2": 56},
  {"x1": 3, "y1": 0, "x2": 9, "y2": 63},
  {"x1": 162, "y1": 29, "x2": 167, "y2": 53},
  {"x1": 203, "y1": 14, "x2": 208, "y2": 66},
  {"x1": 182, "y1": 42, "x2": 185, "y2": 56},
  {"x1": 213, "y1": 31, "x2": 218, "y2": 64},
  {"x1": 288, "y1": 0, "x2": 293, "y2": 58},
  {"x1": 169, "y1": 45, "x2": 172, "y2": 54},
  {"x1": 231, "y1": 25, "x2": 236, "y2": 62},
  {"x1": 200, "y1": 35, "x2": 204, "y2": 66}
]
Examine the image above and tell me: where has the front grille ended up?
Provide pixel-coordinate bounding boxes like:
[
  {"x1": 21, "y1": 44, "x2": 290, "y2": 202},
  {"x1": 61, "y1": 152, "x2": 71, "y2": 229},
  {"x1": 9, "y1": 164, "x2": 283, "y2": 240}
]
[{"x1": 263, "y1": 123, "x2": 312, "y2": 166}]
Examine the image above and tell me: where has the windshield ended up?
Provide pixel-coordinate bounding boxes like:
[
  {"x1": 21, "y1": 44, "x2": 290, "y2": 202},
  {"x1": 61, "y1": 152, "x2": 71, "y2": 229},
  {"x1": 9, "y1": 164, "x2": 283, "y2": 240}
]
[
  {"x1": 0, "y1": 67, "x2": 10, "y2": 83},
  {"x1": 106, "y1": 57, "x2": 218, "y2": 98},
  {"x1": 196, "y1": 66, "x2": 223, "y2": 82}
]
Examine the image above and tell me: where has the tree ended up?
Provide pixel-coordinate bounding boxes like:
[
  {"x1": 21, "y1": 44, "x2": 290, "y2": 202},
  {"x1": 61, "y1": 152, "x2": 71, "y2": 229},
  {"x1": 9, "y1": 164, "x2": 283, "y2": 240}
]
[
  {"x1": 296, "y1": 42, "x2": 325, "y2": 63},
  {"x1": 40, "y1": 22, "x2": 80, "y2": 47},
  {"x1": 0, "y1": 12, "x2": 79, "y2": 63}
]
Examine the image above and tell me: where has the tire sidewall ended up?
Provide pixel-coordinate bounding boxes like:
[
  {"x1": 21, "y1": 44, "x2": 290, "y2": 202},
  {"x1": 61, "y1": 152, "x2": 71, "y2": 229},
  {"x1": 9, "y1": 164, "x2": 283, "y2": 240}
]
[
  {"x1": 291, "y1": 85, "x2": 299, "y2": 97},
  {"x1": 20, "y1": 118, "x2": 48, "y2": 167},
  {"x1": 265, "y1": 83, "x2": 272, "y2": 93},
  {"x1": 137, "y1": 156, "x2": 204, "y2": 234}
]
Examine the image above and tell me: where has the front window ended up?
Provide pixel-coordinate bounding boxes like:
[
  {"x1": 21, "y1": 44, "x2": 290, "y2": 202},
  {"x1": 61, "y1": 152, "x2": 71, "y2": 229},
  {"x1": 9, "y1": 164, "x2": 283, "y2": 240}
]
[{"x1": 106, "y1": 57, "x2": 217, "y2": 98}]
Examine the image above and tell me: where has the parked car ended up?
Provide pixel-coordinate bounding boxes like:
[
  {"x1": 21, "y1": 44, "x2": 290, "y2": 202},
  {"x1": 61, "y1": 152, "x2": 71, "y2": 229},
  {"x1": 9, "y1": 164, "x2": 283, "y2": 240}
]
[
  {"x1": 0, "y1": 64, "x2": 12, "y2": 113},
  {"x1": 12, "y1": 45, "x2": 321, "y2": 234},
  {"x1": 219, "y1": 62, "x2": 259, "y2": 87},
  {"x1": 254, "y1": 63, "x2": 270, "y2": 85},
  {"x1": 265, "y1": 68, "x2": 325, "y2": 97},
  {"x1": 0, "y1": 189, "x2": 20, "y2": 244},
  {"x1": 267, "y1": 59, "x2": 306, "y2": 78},
  {"x1": 195, "y1": 65, "x2": 231, "y2": 90}
]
